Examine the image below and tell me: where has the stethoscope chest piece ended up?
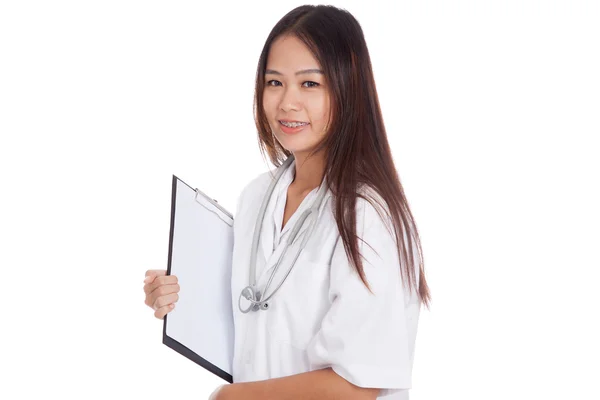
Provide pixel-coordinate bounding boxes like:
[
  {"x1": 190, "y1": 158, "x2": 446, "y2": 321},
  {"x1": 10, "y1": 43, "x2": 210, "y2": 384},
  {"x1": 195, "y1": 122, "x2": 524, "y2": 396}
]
[{"x1": 238, "y1": 285, "x2": 270, "y2": 313}]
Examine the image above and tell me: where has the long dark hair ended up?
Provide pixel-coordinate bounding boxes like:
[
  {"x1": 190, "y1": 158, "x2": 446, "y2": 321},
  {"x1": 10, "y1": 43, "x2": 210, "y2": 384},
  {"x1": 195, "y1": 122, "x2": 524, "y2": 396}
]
[{"x1": 253, "y1": 5, "x2": 431, "y2": 309}]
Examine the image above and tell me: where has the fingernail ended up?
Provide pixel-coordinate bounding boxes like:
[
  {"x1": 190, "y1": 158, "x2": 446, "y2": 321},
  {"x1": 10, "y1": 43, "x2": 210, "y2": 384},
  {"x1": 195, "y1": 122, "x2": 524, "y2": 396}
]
[
  {"x1": 144, "y1": 276, "x2": 152, "y2": 284},
  {"x1": 170, "y1": 304, "x2": 175, "y2": 308}
]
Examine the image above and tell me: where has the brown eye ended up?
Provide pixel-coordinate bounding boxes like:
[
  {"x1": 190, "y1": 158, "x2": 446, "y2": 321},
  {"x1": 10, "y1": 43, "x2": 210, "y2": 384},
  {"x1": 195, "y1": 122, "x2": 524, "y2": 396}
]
[
  {"x1": 303, "y1": 81, "x2": 319, "y2": 88},
  {"x1": 266, "y1": 80, "x2": 282, "y2": 86}
]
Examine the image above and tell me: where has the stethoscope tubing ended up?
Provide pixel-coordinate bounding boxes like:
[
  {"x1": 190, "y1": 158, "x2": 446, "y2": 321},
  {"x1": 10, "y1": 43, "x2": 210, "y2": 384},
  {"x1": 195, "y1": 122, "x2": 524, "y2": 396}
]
[{"x1": 239, "y1": 154, "x2": 328, "y2": 313}]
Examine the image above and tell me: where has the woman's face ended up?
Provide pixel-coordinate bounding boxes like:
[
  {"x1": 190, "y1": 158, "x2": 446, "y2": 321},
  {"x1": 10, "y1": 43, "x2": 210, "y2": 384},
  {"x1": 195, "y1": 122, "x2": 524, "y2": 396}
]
[{"x1": 263, "y1": 35, "x2": 331, "y2": 157}]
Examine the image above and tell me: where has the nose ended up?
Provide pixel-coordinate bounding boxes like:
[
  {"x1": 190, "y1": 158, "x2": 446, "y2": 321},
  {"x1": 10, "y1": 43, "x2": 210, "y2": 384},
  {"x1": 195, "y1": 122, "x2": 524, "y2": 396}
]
[{"x1": 279, "y1": 86, "x2": 301, "y2": 112}]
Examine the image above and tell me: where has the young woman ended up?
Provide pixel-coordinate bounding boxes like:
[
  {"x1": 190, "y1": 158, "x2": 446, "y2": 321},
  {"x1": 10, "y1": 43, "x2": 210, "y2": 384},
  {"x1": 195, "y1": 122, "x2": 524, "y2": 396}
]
[{"x1": 144, "y1": 5, "x2": 431, "y2": 400}]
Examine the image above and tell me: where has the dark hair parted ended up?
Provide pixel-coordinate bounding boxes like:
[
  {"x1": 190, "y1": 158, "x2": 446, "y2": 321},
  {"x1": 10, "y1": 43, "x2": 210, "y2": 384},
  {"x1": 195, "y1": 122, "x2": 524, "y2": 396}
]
[{"x1": 253, "y1": 5, "x2": 431, "y2": 309}]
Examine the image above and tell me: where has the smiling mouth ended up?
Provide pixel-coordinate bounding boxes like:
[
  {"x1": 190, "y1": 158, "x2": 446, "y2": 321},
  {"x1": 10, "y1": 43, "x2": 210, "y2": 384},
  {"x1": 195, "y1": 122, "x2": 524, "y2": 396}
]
[
  {"x1": 279, "y1": 120, "x2": 310, "y2": 128},
  {"x1": 278, "y1": 120, "x2": 310, "y2": 134}
]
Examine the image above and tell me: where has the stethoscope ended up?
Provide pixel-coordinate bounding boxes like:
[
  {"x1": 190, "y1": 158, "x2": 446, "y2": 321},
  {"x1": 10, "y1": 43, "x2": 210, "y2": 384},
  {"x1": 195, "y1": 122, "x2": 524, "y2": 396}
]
[{"x1": 238, "y1": 155, "x2": 329, "y2": 313}]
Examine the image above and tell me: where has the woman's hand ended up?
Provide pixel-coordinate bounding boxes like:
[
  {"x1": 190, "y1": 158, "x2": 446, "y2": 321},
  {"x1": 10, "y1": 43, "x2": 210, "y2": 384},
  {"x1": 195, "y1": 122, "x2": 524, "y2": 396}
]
[
  {"x1": 143, "y1": 269, "x2": 180, "y2": 319},
  {"x1": 208, "y1": 384, "x2": 226, "y2": 400}
]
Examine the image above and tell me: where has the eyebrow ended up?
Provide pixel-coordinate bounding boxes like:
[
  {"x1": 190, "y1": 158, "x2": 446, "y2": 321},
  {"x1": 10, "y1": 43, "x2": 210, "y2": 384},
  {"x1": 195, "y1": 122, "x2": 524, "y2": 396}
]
[{"x1": 265, "y1": 68, "x2": 324, "y2": 76}]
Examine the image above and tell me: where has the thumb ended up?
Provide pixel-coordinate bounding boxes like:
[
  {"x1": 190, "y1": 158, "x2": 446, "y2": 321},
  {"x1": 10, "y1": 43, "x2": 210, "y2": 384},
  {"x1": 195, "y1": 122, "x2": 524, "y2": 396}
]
[{"x1": 144, "y1": 269, "x2": 166, "y2": 283}]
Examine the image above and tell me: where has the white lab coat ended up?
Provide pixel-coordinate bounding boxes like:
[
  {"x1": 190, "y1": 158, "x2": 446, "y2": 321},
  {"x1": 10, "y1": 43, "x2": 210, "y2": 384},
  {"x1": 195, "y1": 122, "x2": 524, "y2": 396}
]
[{"x1": 229, "y1": 158, "x2": 421, "y2": 399}]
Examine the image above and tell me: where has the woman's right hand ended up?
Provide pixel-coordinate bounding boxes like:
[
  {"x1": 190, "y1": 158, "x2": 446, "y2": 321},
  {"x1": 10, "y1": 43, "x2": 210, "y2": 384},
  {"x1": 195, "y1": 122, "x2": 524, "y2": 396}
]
[{"x1": 143, "y1": 269, "x2": 180, "y2": 319}]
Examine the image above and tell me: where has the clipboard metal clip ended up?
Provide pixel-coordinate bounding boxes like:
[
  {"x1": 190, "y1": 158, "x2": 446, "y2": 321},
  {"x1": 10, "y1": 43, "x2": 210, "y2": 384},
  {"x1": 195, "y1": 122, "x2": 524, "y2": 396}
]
[{"x1": 194, "y1": 188, "x2": 234, "y2": 227}]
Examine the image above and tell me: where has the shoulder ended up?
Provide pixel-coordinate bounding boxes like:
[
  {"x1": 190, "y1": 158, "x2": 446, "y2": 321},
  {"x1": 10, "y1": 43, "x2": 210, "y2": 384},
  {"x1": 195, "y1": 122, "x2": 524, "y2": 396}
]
[
  {"x1": 235, "y1": 169, "x2": 276, "y2": 214},
  {"x1": 240, "y1": 169, "x2": 273, "y2": 198},
  {"x1": 355, "y1": 184, "x2": 394, "y2": 236},
  {"x1": 356, "y1": 184, "x2": 422, "y2": 281},
  {"x1": 325, "y1": 183, "x2": 393, "y2": 237}
]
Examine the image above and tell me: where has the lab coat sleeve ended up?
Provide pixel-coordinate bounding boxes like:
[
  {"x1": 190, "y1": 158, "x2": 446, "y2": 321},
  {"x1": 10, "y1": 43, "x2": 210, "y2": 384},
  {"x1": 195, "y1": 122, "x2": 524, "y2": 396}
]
[{"x1": 306, "y1": 195, "x2": 416, "y2": 397}]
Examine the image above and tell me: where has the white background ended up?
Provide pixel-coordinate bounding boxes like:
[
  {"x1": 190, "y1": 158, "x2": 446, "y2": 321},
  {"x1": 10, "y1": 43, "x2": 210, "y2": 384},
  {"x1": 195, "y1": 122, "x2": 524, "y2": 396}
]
[{"x1": 1, "y1": 1, "x2": 598, "y2": 399}]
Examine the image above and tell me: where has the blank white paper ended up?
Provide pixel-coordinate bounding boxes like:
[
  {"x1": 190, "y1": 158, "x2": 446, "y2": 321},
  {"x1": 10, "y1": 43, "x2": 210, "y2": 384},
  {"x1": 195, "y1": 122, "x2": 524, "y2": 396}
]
[{"x1": 166, "y1": 178, "x2": 234, "y2": 376}]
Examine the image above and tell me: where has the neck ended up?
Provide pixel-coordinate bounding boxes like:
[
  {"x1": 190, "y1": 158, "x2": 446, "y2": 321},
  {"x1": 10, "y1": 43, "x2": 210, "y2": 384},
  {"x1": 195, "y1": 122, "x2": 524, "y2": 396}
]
[{"x1": 290, "y1": 151, "x2": 325, "y2": 194}]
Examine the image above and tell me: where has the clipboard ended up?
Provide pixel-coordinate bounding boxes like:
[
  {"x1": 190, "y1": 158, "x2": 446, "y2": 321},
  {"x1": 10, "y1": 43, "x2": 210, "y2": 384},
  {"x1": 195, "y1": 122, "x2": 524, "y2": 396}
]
[{"x1": 163, "y1": 175, "x2": 234, "y2": 383}]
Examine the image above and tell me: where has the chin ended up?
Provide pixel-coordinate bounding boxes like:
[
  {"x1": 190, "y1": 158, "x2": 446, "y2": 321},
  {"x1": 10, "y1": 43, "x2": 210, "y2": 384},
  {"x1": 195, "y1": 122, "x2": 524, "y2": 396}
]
[
  {"x1": 273, "y1": 127, "x2": 322, "y2": 155},
  {"x1": 275, "y1": 136, "x2": 311, "y2": 153}
]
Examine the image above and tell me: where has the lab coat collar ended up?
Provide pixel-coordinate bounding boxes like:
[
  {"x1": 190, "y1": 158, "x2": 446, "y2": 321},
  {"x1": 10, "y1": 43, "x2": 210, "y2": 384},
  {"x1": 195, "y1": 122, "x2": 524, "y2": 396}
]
[
  {"x1": 259, "y1": 158, "x2": 295, "y2": 269},
  {"x1": 258, "y1": 159, "x2": 292, "y2": 274},
  {"x1": 258, "y1": 157, "x2": 331, "y2": 280}
]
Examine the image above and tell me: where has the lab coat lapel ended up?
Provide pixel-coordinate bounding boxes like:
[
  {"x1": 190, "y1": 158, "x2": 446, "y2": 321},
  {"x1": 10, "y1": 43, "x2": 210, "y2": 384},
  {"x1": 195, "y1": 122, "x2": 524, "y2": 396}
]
[
  {"x1": 258, "y1": 159, "x2": 295, "y2": 274},
  {"x1": 280, "y1": 175, "x2": 331, "y2": 244},
  {"x1": 256, "y1": 187, "x2": 332, "y2": 289},
  {"x1": 257, "y1": 158, "x2": 332, "y2": 282},
  {"x1": 259, "y1": 182, "x2": 277, "y2": 270},
  {"x1": 279, "y1": 190, "x2": 313, "y2": 242}
]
